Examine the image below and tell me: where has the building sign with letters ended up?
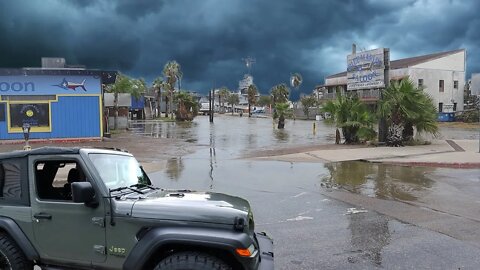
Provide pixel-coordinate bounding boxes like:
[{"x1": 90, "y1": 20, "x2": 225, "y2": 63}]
[{"x1": 347, "y1": 48, "x2": 386, "y2": 90}]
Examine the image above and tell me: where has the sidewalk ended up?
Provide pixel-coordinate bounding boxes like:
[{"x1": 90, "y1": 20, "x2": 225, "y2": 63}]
[{"x1": 254, "y1": 140, "x2": 480, "y2": 168}]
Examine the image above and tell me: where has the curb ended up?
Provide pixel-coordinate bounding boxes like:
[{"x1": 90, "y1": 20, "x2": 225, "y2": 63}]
[
  {"x1": 0, "y1": 137, "x2": 102, "y2": 145},
  {"x1": 378, "y1": 161, "x2": 480, "y2": 169}
]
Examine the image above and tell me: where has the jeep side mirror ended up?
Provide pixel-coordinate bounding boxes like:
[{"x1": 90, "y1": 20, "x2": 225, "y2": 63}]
[{"x1": 72, "y1": 182, "x2": 97, "y2": 207}]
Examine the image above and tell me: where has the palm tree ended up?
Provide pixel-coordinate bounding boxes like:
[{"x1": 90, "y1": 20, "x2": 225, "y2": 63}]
[
  {"x1": 275, "y1": 102, "x2": 290, "y2": 129},
  {"x1": 226, "y1": 93, "x2": 240, "y2": 115},
  {"x1": 163, "y1": 61, "x2": 182, "y2": 119},
  {"x1": 247, "y1": 84, "x2": 258, "y2": 117},
  {"x1": 218, "y1": 87, "x2": 230, "y2": 113},
  {"x1": 378, "y1": 79, "x2": 439, "y2": 146},
  {"x1": 105, "y1": 73, "x2": 142, "y2": 130},
  {"x1": 322, "y1": 95, "x2": 376, "y2": 144},
  {"x1": 174, "y1": 91, "x2": 199, "y2": 121},
  {"x1": 270, "y1": 83, "x2": 290, "y2": 105}
]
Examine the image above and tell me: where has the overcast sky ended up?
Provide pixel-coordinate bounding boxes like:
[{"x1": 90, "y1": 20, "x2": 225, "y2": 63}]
[{"x1": 1, "y1": 0, "x2": 478, "y2": 99}]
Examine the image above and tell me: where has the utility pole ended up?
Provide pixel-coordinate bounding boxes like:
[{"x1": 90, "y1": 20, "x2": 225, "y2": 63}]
[
  {"x1": 378, "y1": 48, "x2": 390, "y2": 144},
  {"x1": 209, "y1": 89, "x2": 214, "y2": 123}
]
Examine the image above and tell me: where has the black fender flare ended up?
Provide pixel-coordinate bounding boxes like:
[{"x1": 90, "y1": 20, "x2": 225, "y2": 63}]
[
  {"x1": 0, "y1": 217, "x2": 39, "y2": 261},
  {"x1": 123, "y1": 226, "x2": 252, "y2": 270}
]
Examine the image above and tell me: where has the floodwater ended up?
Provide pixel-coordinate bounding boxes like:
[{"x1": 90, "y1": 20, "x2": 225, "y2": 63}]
[
  {"x1": 129, "y1": 115, "x2": 480, "y2": 221},
  {"x1": 129, "y1": 115, "x2": 335, "y2": 158},
  {"x1": 129, "y1": 115, "x2": 480, "y2": 269}
]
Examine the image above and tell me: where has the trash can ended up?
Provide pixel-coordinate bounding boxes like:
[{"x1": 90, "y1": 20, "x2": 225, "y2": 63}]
[{"x1": 438, "y1": 112, "x2": 455, "y2": 122}]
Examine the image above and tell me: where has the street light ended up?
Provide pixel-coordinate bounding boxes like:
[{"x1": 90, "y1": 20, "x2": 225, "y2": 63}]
[{"x1": 22, "y1": 123, "x2": 31, "y2": 150}]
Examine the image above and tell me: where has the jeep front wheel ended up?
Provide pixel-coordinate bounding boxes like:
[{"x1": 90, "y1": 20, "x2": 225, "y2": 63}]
[
  {"x1": 154, "y1": 251, "x2": 232, "y2": 270},
  {"x1": 0, "y1": 233, "x2": 31, "y2": 270}
]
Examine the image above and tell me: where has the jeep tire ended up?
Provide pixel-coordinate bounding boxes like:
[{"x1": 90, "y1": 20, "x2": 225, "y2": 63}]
[
  {"x1": 154, "y1": 251, "x2": 232, "y2": 270},
  {"x1": 0, "y1": 233, "x2": 32, "y2": 270}
]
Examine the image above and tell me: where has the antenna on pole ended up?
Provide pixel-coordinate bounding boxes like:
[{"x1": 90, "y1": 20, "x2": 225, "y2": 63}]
[{"x1": 242, "y1": 57, "x2": 256, "y2": 75}]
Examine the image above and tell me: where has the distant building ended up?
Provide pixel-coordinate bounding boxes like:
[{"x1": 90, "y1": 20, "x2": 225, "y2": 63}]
[
  {"x1": 318, "y1": 49, "x2": 466, "y2": 113},
  {"x1": 471, "y1": 73, "x2": 480, "y2": 96},
  {"x1": 0, "y1": 58, "x2": 116, "y2": 141},
  {"x1": 238, "y1": 74, "x2": 253, "y2": 96}
]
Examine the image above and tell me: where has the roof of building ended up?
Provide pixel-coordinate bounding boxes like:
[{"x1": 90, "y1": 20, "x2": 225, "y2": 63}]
[
  {"x1": 326, "y1": 49, "x2": 465, "y2": 79},
  {"x1": 0, "y1": 68, "x2": 118, "y2": 84}
]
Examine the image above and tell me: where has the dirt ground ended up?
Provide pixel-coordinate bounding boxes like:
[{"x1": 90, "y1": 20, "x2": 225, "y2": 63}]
[{"x1": 0, "y1": 131, "x2": 196, "y2": 173}]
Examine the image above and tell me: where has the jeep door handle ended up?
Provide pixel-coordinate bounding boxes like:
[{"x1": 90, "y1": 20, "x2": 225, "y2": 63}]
[{"x1": 33, "y1": 213, "x2": 52, "y2": 220}]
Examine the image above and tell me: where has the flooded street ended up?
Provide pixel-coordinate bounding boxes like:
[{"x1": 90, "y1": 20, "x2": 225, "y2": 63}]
[
  {"x1": 132, "y1": 116, "x2": 480, "y2": 269},
  {"x1": 129, "y1": 115, "x2": 335, "y2": 159}
]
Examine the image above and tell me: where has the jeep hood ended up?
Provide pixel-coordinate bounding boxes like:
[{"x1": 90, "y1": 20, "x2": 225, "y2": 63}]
[{"x1": 128, "y1": 190, "x2": 252, "y2": 225}]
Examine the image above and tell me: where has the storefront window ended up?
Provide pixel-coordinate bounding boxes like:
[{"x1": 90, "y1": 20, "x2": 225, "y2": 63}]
[{"x1": 9, "y1": 103, "x2": 51, "y2": 132}]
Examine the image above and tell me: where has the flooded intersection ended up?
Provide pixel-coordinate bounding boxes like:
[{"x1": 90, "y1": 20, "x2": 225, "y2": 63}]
[{"x1": 132, "y1": 116, "x2": 480, "y2": 269}]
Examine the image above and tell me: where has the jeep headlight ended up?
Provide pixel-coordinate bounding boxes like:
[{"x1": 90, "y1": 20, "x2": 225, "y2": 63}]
[{"x1": 236, "y1": 244, "x2": 257, "y2": 257}]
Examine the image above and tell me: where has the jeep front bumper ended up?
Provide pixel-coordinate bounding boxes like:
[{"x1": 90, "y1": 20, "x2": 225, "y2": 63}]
[{"x1": 255, "y1": 232, "x2": 274, "y2": 270}]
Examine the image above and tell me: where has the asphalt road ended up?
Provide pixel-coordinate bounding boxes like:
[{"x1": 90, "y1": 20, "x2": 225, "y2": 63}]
[{"x1": 149, "y1": 157, "x2": 480, "y2": 270}]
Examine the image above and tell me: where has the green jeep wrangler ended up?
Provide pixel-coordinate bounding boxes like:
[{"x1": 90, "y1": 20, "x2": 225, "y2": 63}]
[{"x1": 0, "y1": 147, "x2": 273, "y2": 270}]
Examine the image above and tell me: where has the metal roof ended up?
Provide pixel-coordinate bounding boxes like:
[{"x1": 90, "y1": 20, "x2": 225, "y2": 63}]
[
  {"x1": 0, "y1": 68, "x2": 118, "y2": 84},
  {"x1": 326, "y1": 49, "x2": 465, "y2": 79}
]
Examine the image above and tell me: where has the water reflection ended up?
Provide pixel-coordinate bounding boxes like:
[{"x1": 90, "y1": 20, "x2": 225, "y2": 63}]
[
  {"x1": 321, "y1": 161, "x2": 435, "y2": 201},
  {"x1": 209, "y1": 124, "x2": 216, "y2": 190},
  {"x1": 348, "y1": 213, "x2": 391, "y2": 266},
  {"x1": 165, "y1": 158, "x2": 184, "y2": 181},
  {"x1": 129, "y1": 120, "x2": 198, "y2": 141},
  {"x1": 273, "y1": 129, "x2": 289, "y2": 142}
]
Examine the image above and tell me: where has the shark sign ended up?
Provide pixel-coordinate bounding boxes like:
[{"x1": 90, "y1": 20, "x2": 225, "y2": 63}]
[{"x1": 54, "y1": 78, "x2": 87, "y2": 91}]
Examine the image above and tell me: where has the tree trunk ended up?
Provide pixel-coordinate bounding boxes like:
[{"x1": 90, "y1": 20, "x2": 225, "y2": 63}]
[
  {"x1": 248, "y1": 104, "x2": 251, "y2": 117},
  {"x1": 387, "y1": 123, "x2": 404, "y2": 146},
  {"x1": 402, "y1": 122, "x2": 414, "y2": 142},
  {"x1": 169, "y1": 91, "x2": 174, "y2": 119},
  {"x1": 335, "y1": 128, "x2": 341, "y2": 144},
  {"x1": 342, "y1": 127, "x2": 359, "y2": 144},
  {"x1": 278, "y1": 114, "x2": 285, "y2": 129},
  {"x1": 218, "y1": 95, "x2": 221, "y2": 113},
  {"x1": 231, "y1": 105, "x2": 234, "y2": 115},
  {"x1": 156, "y1": 89, "x2": 161, "y2": 118},
  {"x1": 165, "y1": 96, "x2": 169, "y2": 118},
  {"x1": 113, "y1": 92, "x2": 118, "y2": 130}
]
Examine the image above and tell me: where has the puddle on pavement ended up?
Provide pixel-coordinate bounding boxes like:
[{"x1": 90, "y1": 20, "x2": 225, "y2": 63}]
[{"x1": 320, "y1": 161, "x2": 436, "y2": 201}]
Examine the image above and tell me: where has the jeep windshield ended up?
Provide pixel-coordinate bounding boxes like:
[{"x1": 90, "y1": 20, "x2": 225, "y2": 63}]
[{"x1": 89, "y1": 153, "x2": 152, "y2": 190}]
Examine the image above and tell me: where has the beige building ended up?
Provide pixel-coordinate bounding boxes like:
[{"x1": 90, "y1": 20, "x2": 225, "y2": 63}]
[{"x1": 317, "y1": 49, "x2": 466, "y2": 112}]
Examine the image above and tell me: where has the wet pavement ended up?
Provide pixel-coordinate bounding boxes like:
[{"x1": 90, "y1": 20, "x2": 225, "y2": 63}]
[
  {"x1": 127, "y1": 116, "x2": 480, "y2": 269},
  {"x1": 0, "y1": 115, "x2": 476, "y2": 268}
]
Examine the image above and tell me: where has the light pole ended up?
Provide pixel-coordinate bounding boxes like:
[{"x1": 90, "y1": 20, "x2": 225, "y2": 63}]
[{"x1": 22, "y1": 123, "x2": 31, "y2": 150}]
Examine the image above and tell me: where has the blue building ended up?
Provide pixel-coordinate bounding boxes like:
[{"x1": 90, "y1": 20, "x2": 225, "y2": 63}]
[{"x1": 0, "y1": 68, "x2": 116, "y2": 141}]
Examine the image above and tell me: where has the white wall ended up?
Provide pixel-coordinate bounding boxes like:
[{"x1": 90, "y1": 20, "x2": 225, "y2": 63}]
[
  {"x1": 411, "y1": 50, "x2": 465, "y2": 72},
  {"x1": 471, "y1": 73, "x2": 480, "y2": 96},
  {"x1": 104, "y1": 93, "x2": 132, "y2": 107},
  {"x1": 408, "y1": 68, "x2": 464, "y2": 112}
]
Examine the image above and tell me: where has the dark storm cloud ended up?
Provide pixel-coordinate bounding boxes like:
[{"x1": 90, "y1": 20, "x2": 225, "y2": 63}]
[
  {"x1": 1, "y1": 0, "x2": 479, "y2": 99},
  {"x1": 115, "y1": 0, "x2": 165, "y2": 20}
]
